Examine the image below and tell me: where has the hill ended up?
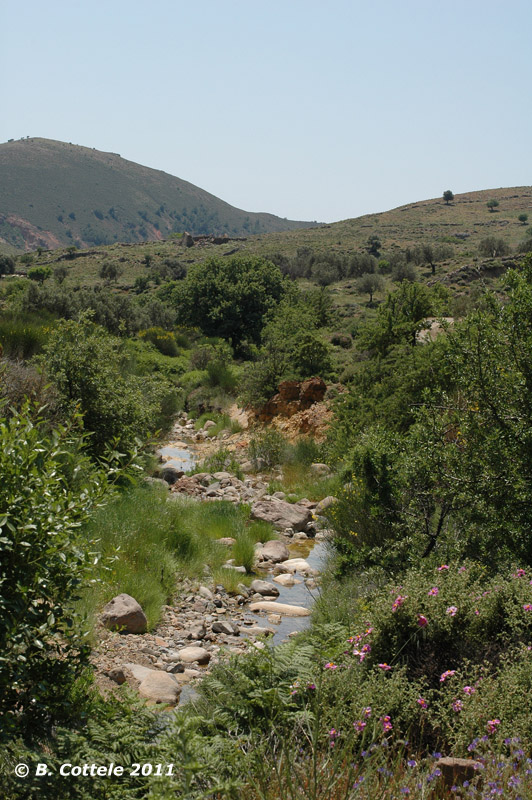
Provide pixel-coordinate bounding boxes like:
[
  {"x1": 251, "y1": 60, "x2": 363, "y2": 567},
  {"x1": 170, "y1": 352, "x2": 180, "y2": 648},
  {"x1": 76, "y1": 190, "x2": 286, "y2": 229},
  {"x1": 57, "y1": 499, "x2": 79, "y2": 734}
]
[{"x1": 0, "y1": 138, "x2": 318, "y2": 251}]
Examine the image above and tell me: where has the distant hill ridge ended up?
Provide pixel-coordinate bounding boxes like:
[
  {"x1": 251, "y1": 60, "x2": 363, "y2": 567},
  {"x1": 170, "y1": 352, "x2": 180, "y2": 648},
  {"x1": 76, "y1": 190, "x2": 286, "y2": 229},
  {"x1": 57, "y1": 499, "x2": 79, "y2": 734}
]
[{"x1": 0, "y1": 138, "x2": 318, "y2": 251}]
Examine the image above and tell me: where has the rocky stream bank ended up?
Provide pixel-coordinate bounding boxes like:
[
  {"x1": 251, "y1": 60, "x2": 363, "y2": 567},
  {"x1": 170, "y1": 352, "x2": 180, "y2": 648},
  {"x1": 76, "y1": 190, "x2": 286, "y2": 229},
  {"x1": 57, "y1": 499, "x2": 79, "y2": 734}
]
[{"x1": 92, "y1": 413, "x2": 334, "y2": 707}]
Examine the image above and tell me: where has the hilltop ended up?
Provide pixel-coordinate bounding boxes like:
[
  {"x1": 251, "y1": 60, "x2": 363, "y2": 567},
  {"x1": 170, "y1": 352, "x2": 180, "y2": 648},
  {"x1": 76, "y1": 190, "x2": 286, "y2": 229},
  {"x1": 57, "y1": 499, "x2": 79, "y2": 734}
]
[{"x1": 0, "y1": 138, "x2": 318, "y2": 251}]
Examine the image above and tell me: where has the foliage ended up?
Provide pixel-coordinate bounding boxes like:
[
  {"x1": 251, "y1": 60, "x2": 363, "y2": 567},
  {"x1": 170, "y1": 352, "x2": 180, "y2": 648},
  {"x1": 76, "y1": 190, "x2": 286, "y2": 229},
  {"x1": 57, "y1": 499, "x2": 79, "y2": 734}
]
[
  {"x1": 36, "y1": 314, "x2": 177, "y2": 453},
  {"x1": 0, "y1": 255, "x2": 15, "y2": 276},
  {"x1": 487, "y1": 198, "x2": 499, "y2": 212},
  {"x1": 443, "y1": 189, "x2": 454, "y2": 204},
  {"x1": 137, "y1": 326, "x2": 179, "y2": 356},
  {"x1": 249, "y1": 428, "x2": 287, "y2": 469},
  {"x1": 27, "y1": 266, "x2": 52, "y2": 284},
  {"x1": 356, "y1": 272, "x2": 384, "y2": 302},
  {"x1": 478, "y1": 236, "x2": 510, "y2": 257},
  {"x1": 170, "y1": 255, "x2": 287, "y2": 349},
  {"x1": 0, "y1": 404, "x2": 120, "y2": 741}
]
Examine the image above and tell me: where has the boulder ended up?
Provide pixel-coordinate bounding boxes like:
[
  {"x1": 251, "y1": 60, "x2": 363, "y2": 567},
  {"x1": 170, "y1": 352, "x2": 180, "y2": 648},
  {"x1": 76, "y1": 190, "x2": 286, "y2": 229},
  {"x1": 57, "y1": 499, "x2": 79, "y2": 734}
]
[
  {"x1": 251, "y1": 500, "x2": 312, "y2": 532},
  {"x1": 250, "y1": 579, "x2": 280, "y2": 597},
  {"x1": 249, "y1": 601, "x2": 310, "y2": 617},
  {"x1": 315, "y1": 496, "x2": 337, "y2": 514},
  {"x1": 161, "y1": 466, "x2": 185, "y2": 485},
  {"x1": 217, "y1": 537, "x2": 236, "y2": 547},
  {"x1": 124, "y1": 663, "x2": 181, "y2": 705},
  {"x1": 310, "y1": 463, "x2": 331, "y2": 476},
  {"x1": 259, "y1": 539, "x2": 290, "y2": 563},
  {"x1": 272, "y1": 574, "x2": 301, "y2": 587},
  {"x1": 279, "y1": 558, "x2": 317, "y2": 576},
  {"x1": 101, "y1": 594, "x2": 147, "y2": 634},
  {"x1": 247, "y1": 625, "x2": 275, "y2": 636},
  {"x1": 212, "y1": 620, "x2": 239, "y2": 635},
  {"x1": 198, "y1": 586, "x2": 213, "y2": 601},
  {"x1": 178, "y1": 646, "x2": 211, "y2": 665},
  {"x1": 203, "y1": 420, "x2": 216, "y2": 430}
]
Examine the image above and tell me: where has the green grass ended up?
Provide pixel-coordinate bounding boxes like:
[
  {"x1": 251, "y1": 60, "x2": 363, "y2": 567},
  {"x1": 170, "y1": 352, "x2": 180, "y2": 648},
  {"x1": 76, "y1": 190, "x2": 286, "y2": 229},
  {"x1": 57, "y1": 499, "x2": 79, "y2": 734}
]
[
  {"x1": 79, "y1": 487, "x2": 277, "y2": 630},
  {"x1": 268, "y1": 464, "x2": 339, "y2": 502}
]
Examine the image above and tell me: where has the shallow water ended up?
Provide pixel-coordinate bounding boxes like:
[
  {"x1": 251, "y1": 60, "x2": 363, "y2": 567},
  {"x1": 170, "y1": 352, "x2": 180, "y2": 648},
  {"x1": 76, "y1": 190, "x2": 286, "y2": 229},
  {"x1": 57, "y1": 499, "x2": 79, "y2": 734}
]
[{"x1": 158, "y1": 443, "x2": 196, "y2": 472}]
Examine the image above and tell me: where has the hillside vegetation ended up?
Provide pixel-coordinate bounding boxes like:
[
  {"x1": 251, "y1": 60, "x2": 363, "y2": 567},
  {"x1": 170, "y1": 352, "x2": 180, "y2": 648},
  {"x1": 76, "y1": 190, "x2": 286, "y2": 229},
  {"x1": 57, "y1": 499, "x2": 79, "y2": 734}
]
[
  {"x1": 2, "y1": 182, "x2": 532, "y2": 798},
  {"x1": 0, "y1": 138, "x2": 317, "y2": 251}
]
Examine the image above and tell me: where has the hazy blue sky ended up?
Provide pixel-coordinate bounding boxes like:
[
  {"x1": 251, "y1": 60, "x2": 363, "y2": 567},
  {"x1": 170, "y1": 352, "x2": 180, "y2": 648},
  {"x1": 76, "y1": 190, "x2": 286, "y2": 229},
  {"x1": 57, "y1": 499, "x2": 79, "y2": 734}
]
[{"x1": 2, "y1": 0, "x2": 531, "y2": 222}]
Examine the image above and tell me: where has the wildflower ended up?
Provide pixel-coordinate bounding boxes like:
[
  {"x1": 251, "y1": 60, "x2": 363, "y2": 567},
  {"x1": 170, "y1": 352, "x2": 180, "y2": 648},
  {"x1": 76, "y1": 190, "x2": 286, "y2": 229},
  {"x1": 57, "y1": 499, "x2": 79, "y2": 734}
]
[
  {"x1": 452, "y1": 699, "x2": 463, "y2": 712},
  {"x1": 468, "y1": 738, "x2": 480, "y2": 752},
  {"x1": 407, "y1": 759, "x2": 417, "y2": 767},
  {"x1": 307, "y1": 682, "x2": 316, "y2": 690},
  {"x1": 514, "y1": 569, "x2": 526, "y2": 578},
  {"x1": 446, "y1": 605, "x2": 458, "y2": 616},
  {"x1": 487, "y1": 719, "x2": 501, "y2": 734},
  {"x1": 353, "y1": 720, "x2": 366, "y2": 733},
  {"x1": 463, "y1": 685, "x2": 475, "y2": 695},
  {"x1": 329, "y1": 728, "x2": 339, "y2": 747},
  {"x1": 417, "y1": 614, "x2": 428, "y2": 627},
  {"x1": 428, "y1": 587, "x2": 439, "y2": 597},
  {"x1": 380, "y1": 715, "x2": 393, "y2": 732},
  {"x1": 437, "y1": 565, "x2": 449, "y2": 571},
  {"x1": 289, "y1": 680, "x2": 300, "y2": 695},
  {"x1": 523, "y1": 604, "x2": 532, "y2": 612},
  {"x1": 392, "y1": 594, "x2": 408, "y2": 612},
  {"x1": 440, "y1": 669, "x2": 456, "y2": 682},
  {"x1": 417, "y1": 697, "x2": 428, "y2": 709},
  {"x1": 324, "y1": 662, "x2": 337, "y2": 670},
  {"x1": 378, "y1": 663, "x2": 392, "y2": 671},
  {"x1": 458, "y1": 566, "x2": 467, "y2": 573},
  {"x1": 363, "y1": 706, "x2": 372, "y2": 717}
]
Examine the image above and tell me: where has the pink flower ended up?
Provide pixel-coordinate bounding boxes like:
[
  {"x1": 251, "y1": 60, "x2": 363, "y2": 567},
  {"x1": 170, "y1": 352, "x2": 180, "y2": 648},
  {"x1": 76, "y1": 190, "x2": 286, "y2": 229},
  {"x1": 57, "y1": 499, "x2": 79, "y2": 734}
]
[
  {"x1": 475, "y1": 609, "x2": 480, "y2": 616},
  {"x1": 446, "y1": 606, "x2": 458, "y2": 616},
  {"x1": 523, "y1": 604, "x2": 532, "y2": 612},
  {"x1": 437, "y1": 565, "x2": 449, "y2": 572},
  {"x1": 380, "y1": 715, "x2": 393, "y2": 732},
  {"x1": 392, "y1": 594, "x2": 408, "y2": 612},
  {"x1": 378, "y1": 663, "x2": 392, "y2": 671},
  {"x1": 417, "y1": 697, "x2": 428, "y2": 709},
  {"x1": 486, "y1": 719, "x2": 500, "y2": 734},
  {"x1": 417, "y1": 614, "x2": 428, "y2": 627},
  {"x1": 324, "y1": 662, "x2": 338, "y2": 670},
  {"x1": 463, "y1": 686, "x2": 475, "y2": 696},
  {"x1": 440, "y1": 670, "x2": 456, "y2": 682},
  {"x1": 452, "y1": 700, "x2": 463, "y2": 712},
  {"x1": 458, "y1": 566, "x2": 467, "y2": 573},
  {"x1": 363, "y1": 706, "x2": 372, "y2": 718},
  {"x1": 353, "y1": 720, "x2": 366, "y2": 733},
  {"x1": 514, "y1": 569, "x2": 526, "y2": 578},
  {"x1": 428, "y1": 587, "x2": 439, "y2": 597}
]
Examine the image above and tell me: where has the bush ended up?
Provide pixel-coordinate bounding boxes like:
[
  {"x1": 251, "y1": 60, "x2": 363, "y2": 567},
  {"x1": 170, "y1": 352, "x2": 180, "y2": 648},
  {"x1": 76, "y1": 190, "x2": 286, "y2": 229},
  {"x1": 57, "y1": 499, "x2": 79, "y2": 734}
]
[
  {"x1": 138, "y1": 326, "x2": 179, "y2": 356},
  {"x1": 0, "y1": 404, "x2": 115, "y2": 740},
  {"x1": 249, "y1": 428, "x2": 287, "y2": 470}
]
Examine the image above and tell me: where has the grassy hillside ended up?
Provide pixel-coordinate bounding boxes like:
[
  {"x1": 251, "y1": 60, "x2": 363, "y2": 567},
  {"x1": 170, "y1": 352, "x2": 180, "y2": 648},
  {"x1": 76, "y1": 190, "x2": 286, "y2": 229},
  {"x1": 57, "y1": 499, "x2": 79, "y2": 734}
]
[{"x1": 0, "y1": 138, "x2": 318, "y2": 251}]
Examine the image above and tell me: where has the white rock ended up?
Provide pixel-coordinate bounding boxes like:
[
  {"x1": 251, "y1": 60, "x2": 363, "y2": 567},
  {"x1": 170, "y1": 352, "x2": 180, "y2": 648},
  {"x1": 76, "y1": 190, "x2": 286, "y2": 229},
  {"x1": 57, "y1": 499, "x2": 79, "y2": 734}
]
[{"x1": 249, "y1": 601, "x2": 310, "y2": 617}]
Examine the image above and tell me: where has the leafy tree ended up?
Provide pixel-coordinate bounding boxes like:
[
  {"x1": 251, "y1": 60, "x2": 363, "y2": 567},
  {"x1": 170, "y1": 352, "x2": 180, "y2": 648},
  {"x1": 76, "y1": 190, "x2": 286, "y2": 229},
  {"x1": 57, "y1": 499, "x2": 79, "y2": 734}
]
[
  {"x1": 37, "y1": 314, "x2": 172, "y2": 453},
  {"x1": 0, "y1": 255, "x2": 15, "y2": 276},
  {"x1": 356, "y1": 272, "x2": 384, "y2": 303},
  {"x1": 53, "y1": 265, "x2": 68, "y2": 284},
  {"x1": 360, "y1": 280, "x2": 433, "y2": 353},
  {"x1": 365, "y1": 235, "x2": 382, "y2": 257},
  {"x1": 172, "y1": 255, "x2": 286, "y2": 350},
  {"x1": 443, "y1": 189, "x2": 454, "y2": 205},
  {"x1": 27, "y1": 266, "x2": 52, "y2": 285},
  {"x1": 0, "y1": 404, "x2": 117, "y2": 739},
  {"x1": 478, "y1": 236, "x2": 510, "y2": 257},
  {"x1": 518, "y1": 213, "x2": 528, "y2": 225},
  {"x1": 487, "y1": 198, "x2": 499, "y2": 212},
  {"x1": 98, "y1": 261, "x2": 121, "y2": 283},
  {"x1": 290, "y1": 331, "x2": 332, "y2": 377}
]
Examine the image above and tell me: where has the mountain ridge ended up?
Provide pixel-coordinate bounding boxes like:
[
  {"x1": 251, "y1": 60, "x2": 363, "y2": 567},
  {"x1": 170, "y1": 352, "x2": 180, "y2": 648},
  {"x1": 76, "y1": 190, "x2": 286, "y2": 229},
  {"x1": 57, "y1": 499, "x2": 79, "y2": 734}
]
[{"x1": 0, "y1": 137, "x2": 318, "y2": 251}]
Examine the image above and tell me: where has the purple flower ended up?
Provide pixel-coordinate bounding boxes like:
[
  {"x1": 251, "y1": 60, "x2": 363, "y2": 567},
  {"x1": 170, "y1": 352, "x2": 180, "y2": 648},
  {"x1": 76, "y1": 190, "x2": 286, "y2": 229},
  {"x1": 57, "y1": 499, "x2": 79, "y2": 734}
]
[
  {"x1": 487, "y1": 718, "x2": 501, "y2": 734},
  {"x1": 437, "y1": 565, "x2": 449, "y2": 572},
  {"x1": 428, "y1": 587, "x2": 439, "y2": 597},
  {"x1": 463, "y1": 685, "x2": 475, "y2": 695},
  {"x1": 446, "y1": 605, "x2": 458, "y2": 616},
  {"x1": 417, "y1": 697, "x2": 428, "y2": 709},
  {"x1": 353, "y1": 720, "x2": 366, "y2": 733},
  {"x1": 407, "y1": 759, "x2": 417, "y2": 767},
  {"x1": 380, "y1": 715, "x2": 393, "y2": 732},
  {"x1": 523, "y1": 604, "x2": 532, "y2": 612},
  {"x1": 417, "y1": 614, "x2": 428, "y2": 627},
  {"x1": 392, "y1": 594, "x2": 408, "y2": 612},
  {"x1": 452, "y1": 699, "x2": 463, "y2": 712},
  {"x1": 324, "y1": 662, "x2": 337, "y2": 670},
  {"x1": 363, "y1": 706, "x2": 372, "y2": 718},
  {"x1": 378, "y1": 663, "x2": 392, "y2": 671}
]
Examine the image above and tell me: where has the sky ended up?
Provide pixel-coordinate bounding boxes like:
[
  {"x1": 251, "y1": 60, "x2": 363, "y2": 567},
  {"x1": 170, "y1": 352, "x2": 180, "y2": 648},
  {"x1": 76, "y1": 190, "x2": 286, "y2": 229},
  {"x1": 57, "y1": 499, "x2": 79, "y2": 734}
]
[{"x1": 2, "y1": 0, "x2": 531, "y2": 223}]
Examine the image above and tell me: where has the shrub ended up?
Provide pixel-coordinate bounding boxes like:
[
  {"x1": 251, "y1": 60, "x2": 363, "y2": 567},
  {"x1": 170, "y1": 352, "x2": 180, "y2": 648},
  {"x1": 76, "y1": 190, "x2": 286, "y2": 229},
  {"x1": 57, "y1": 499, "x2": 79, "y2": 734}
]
[
  {"x1": 0, "y1": 404, "x2": 115, "y2": 740},
  {"x1": 138, "y1": 326, "x2": 179, "y2": 356},
  {"x1": 249, "y1": 428, "x2": 287, "y2": 470}
]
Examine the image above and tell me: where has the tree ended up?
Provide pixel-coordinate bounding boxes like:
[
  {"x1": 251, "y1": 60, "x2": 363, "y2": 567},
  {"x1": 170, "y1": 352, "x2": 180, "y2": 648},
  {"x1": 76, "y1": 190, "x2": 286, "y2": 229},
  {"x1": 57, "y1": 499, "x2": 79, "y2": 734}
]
[
  {"x1": 478, "y1": 236, "x2": 510, "y2": 258},
  {"x1": 518, "y1": 213, "x2": 528, "y2": 225},
  {"x1": 443, "y1": 190, "x2": 454, "y2": 205},
  {"x1": 0, "y1": 255, "x2": 15, "y2": 276},
  {"x1": 487, "y1": 199, "x2": 499, "y2": 212},
  {"x1": 53, "y1": 265, "x2": 68, "y2": 284},
  {"x1": 99, "y1": 261, "x2": 122, "y2": 283},
  {"x1": 357, "y1": 272, "x2": 384, "y2": 303},
  {"x1": 27, "y1": 266, "x2": 52, "y2": 285},
  {"x1": 0, "y1": 404, "x2": 114, "y2": 739},
  {"x1": 365, "y1": 235, "x2": 382, "y2": 257},
  {"x1": 172, "y1": 255, "x2": 286, "y2": 350}
]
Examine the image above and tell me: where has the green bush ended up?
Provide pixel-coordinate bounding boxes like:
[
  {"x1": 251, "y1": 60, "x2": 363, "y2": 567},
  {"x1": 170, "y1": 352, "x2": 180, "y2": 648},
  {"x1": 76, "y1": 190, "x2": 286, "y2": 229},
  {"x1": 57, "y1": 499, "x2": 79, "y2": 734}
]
[
  {"x1": 249, "y1": 428, "x2": 287, "y2": 470},
  {"x1": 0, "y1": 404, "x2": 115, "y2": 740},
  {"x1": 138, "y1": 326, "x2": 179, "y2": 356}
]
